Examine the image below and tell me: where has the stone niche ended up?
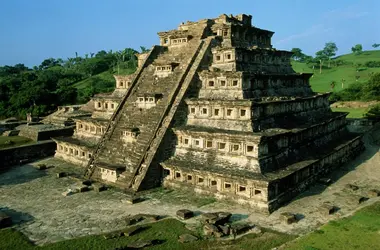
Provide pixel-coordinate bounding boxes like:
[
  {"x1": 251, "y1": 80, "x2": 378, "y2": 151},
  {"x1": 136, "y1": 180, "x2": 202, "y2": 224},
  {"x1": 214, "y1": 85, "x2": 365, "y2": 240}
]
[
  {"x1": 135, "y1": 52, "x2": 149, "y2": 68},
  {"x1": 57, "y1": 105, "x2": 82, "y2": 112},
  {"x1": 54, "y1": 140, "x2": 94, "y2": 167},
  {"x1": 174, "y1": 129, "x2": 260, "y2": 159},
  {"x1": 93, "y1": 99, "x2": 118, "y2": 112},
  {"x1": 75, "y1": 120, "x2": 105, "y2": 139},
  {"x1": 99, "y1": 166, "x2": 125, "y2": 183},
  {"x1": 158, "y1": 30, "x2": 192, "y2": 46},
  {"x1": 154, "y1": 63, "x2": 178, "y2": 78},
  {"x1": 136, "y1": 94, "x2": 162, "y2": 109},
  {"x1": 121, "y1": 127, "x2": 139, "y2": 143},
  {"x1": 113, "y1": 75, "x2": 134, "y2": 89}
]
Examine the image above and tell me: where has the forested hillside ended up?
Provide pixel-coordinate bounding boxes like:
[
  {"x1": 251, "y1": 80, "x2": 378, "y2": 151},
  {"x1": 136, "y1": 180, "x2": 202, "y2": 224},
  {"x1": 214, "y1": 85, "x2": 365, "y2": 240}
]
[{"x1": 0, "y1": 48, "x2": 143, "y2": 119}]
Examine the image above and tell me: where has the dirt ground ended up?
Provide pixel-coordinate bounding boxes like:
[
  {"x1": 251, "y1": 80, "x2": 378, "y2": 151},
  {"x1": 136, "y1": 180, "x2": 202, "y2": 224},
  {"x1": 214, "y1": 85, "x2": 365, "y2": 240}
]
[{"x1": 0, "y1": 124, "x2": 379, "y2": 245}]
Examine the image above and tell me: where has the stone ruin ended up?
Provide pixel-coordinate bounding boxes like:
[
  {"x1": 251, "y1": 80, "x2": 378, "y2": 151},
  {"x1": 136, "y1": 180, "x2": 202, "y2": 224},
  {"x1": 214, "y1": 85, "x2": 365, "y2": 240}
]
[{"x1": 51, "y1": 13, "x2": 364, "y2": 213}]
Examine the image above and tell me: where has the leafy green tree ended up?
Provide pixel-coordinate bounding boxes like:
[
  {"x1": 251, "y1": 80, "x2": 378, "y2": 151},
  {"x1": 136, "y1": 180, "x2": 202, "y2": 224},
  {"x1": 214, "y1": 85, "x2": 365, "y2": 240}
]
[
  {"x1": 315, "y1": 50, "x2": 328, "y2": 73},
  {"x1": 95, "y1": 50, "x2": 108, "y2": 58},
  {"x1": 362, "y1": 73, "x2": 380, "y2": 100},
  {"x1": 290, "y1": 48, "x2": 305, "y2": 61},
  {"x1": 351, "y1": 44, "x2": 363, "y2": 55},
  {"x1": 365, "y1": 104, "x2": 380, "y2": 120},
  {"x1": 140, "y1": 46, "x2": 149, "y2": 53},
  {"x1": 323, "y1": 42, "x2": 338, "y2": 68},
  {"x1": 372, "y1": 43, "x2": 380, "y2": 49}
]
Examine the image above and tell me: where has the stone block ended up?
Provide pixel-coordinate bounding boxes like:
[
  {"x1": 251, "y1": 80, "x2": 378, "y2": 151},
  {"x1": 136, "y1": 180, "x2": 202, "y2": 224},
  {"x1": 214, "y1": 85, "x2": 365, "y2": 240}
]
[
  {"x1": 231, "y1": 224, "x2": 251, "y2": 235},
  {"x1": 140, "y1": 214, "x2": 159, "y2": 222},
  {"x1": 201, "y1": 212, "x2": 231, "y2": 225},
  {"x1": 127, "y1": 240, "x2": 153, "y2": 249},
  {"x1": 103, "y1": 231, "x2": 123, "y2": 239},
  {"x1": 78, "y1": 185, "x2": 89, "y2": 193},
  {"x1": 368, "y1": 189, "x2": 380, "y2": 198},
  {"x1": 318, "y1": 204, "x2": 336, "y2": 216},
  {"x1": 358, "y1": 196, "x2": 368, "y2": 204},
  {"x1": 178, "y1": 234, "x2": 198, "y2": 243},
  {"x1": 218, "y1": 224, "x2": 230, "y2": 235},
  {"x1": 93, "y1": 183, "x2": 107, "y2": 192},
  {"x1": 124, "y1": 192, "x2": 139, "y2": 204},
  {"x1": 176, "y1": 209, "x2": 194, "y2": 220},
  {"x1": 123, "y1": 225, "x2": 142, "y2": 236},
  {"x1": 0, "y1": 212, "x2": 12, "y2": 228},
  {"x1": 203, "y1": 223, "x2": 220, "y2": 236},
  {"x1": 35, "y1": 164, "x2": 47, "y2": 170},
  {"x1": 345, "y1": 184, "x2": 359, "y2": 191},
  {"x1": 250, "y1": 226, "x2": 262, "y2": 234},
  {"x1": 62, "y1": 189, "x2": 75, "y2": 196},
  {"x1": 56, "y1": 172, "x2": 67, "y2": 178},
  {"x1": 125, "y1": 214, "x2": 145, "y2": 226},
  {"x1": 82, "y1": 180, "x2": 92, "y2": 186},
  {"x1": 280, "y1": 212, "x2": 297, "y2": 224}
]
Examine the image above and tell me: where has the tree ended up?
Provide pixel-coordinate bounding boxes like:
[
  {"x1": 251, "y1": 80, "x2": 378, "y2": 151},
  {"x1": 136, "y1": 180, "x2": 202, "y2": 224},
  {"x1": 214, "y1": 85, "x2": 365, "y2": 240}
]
[
  {"x1": 140, "y1": 46, "x2": 149, "y2": 53},
  {"x1": 365, "y1": 104, "x2": 380, "y2": 120},
  {"x1": 351, "y1": 44, "x2": 363, "y2": 55},
  {"x1": 290, "y1": 48, "x2": 305, "y2": 61},
  {"x1": 372, "y1": 43, "x2": 380, "y2": 49},
  {"x1": 322, "y1": 42, "x2": 338, "y2": 68},
  {"x1": 315, "y1": 50, "x2": 328, "y2": 73}
]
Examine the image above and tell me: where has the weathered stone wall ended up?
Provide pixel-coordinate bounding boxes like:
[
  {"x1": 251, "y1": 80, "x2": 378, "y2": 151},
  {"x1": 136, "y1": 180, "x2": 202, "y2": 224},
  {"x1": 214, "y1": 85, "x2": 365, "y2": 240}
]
[
  {"x1": 163, "y1": 135, "x2": 363, "y2": 213},
  {"x1": 268, "y1": 136, "x2": 364, "y2": 212},
  {"x1": 211, "y1": 47, "x2": 294, "y2": 74},
  {"x1": 185, "y1": 94, "x2": 331, "y2": 132},
  {"x1": 19, "y1": 126, "x2": 74, "y2": 141},
  {"x1": 0, "y1": 141, "x2": 56, "y2": 168},
  {"x1": 54, "y1": 140, "x2": 94, "y2": 167},
  {"x1": 170, "y1": 113, "x2": 348, "y2": 174},
  {"x1": 162, "y1": 164, "x2": 270, "y2": 213}
]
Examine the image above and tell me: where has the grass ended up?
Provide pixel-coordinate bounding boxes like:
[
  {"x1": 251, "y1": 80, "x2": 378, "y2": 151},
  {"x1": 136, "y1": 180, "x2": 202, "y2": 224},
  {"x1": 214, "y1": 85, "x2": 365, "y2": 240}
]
[
  {"x1": 0, "y1": 228, "x2": 35, "y2": 250},
  {"x1": 292, "y1": 50, "x2": 380, "y2": 93},
  {"x1": 0, "y1": 136, "x2": 33, "y2": 149},
  {"x1": 73, "y1": 67, "x2": 135, "y2": 90},
  {"x1": 331, "y1": 107, "x2": 367, "y2": 118},
  {"x1": 0, "y1": 218, "x2": 295, "y2": 250},
  {"x1": 73, "y1": 71, "x2": 115, "y2": 90},
  {"x1": 284, "y1": 201, "x2": 380, "y2": 250}
]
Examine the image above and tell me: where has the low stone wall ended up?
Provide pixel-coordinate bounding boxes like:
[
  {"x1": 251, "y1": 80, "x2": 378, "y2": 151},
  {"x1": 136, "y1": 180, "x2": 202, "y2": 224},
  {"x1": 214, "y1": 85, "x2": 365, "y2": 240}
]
[
  {"x1": 19, "y1": 126, "x2": 74, "y2": 141},
  {"x1": 0, "y1": 140, "x2": 56, "y2": 168},
  {"x1": 346, "y1": 118, "x2": 377, "y2": 133},
  {"x1": 269, "y1": 136, "x2": 364, "y2": 212}
]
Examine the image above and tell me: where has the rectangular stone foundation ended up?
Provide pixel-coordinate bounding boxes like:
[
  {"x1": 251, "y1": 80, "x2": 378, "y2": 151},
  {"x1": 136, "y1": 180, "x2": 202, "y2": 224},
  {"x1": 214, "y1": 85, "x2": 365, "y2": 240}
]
[{"x1": 162, "y1": 135, "x2": 364, "y2": 213}]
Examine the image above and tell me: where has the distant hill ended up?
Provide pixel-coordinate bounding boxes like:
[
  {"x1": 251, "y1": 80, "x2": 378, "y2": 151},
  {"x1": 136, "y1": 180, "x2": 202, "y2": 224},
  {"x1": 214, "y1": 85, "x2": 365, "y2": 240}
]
[{"x1": 292, "y1": 50, "x2": 380, "y2": 93}]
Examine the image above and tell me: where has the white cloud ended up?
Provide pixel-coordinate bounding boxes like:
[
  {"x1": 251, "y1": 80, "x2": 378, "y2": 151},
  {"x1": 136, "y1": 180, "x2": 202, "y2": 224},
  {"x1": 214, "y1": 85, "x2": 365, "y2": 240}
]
[
  {"x1": 274, "y1": 4, "x2": 369, "y2": 47},
  {"x1": 274, "y1": 25, "x2": 333, "y2": 46}
]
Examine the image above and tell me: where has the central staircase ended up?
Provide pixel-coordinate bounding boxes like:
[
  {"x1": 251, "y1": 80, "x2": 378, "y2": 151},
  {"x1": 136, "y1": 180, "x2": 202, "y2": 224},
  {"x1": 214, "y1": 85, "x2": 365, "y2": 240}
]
[{"x1": 84, "y1": 36, "x2": 213, "y2": 191}]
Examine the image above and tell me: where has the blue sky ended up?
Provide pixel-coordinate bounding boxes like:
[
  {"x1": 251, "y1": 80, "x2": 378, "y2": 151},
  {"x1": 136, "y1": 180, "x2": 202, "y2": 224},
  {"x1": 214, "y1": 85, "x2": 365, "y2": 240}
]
[{"x1": 0, "y1": 0, "x2": 379, "y2": 67}]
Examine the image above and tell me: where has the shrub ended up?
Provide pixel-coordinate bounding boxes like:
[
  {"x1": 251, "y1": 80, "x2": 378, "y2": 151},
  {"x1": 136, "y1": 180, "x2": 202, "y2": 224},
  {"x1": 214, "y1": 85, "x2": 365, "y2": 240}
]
[
  {"x1": 364, "y1": 61, "x2": 380, "y2": 68},
  {"x1": 365, "y1": 104, "x2": 380, "y2": 120}
]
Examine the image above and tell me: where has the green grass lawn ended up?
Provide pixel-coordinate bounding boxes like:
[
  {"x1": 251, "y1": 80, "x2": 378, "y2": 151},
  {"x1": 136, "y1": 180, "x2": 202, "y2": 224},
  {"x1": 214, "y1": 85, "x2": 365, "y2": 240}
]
[
  {"x1": 292, "y1": 50, "x2": 380, "y2": 93},
  {"x1": 284, "y1": 201, "x2": 380, "y2": 250},
  {"x1": 0, "y1": 218, "x2": 295, "y2": 250},
  {"x1": 331, "y1": 107, "x2": 367, "y2": 118},
  {"x1": 0, "y1": 136, "x2": 33, "y2": 149}
]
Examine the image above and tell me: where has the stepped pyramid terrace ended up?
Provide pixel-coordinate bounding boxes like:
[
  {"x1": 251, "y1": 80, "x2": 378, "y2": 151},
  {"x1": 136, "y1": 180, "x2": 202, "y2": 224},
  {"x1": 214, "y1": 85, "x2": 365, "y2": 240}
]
[{"x1": 50, "y1": 14, "x2": 364, "y2": 213}]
